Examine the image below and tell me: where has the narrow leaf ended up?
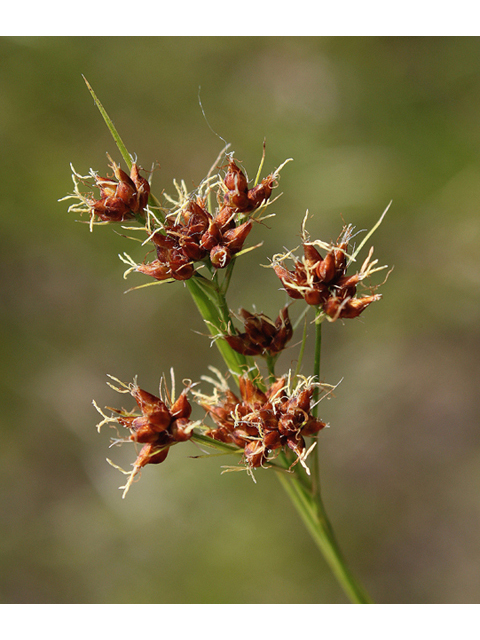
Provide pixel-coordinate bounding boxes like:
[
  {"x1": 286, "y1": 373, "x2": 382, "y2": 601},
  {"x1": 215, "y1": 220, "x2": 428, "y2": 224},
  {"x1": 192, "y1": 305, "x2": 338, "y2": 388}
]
[
  {"x1": 83, "y1": 75, "x2": 132, "y2": 170},
  {"x1": 349, "y1": 201, "x2": 392, "y2": 265}
]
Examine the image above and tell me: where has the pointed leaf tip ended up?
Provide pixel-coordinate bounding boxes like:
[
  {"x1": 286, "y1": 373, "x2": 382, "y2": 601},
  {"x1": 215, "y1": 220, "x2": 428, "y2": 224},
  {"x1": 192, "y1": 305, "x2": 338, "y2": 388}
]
[{"x1": 82, "y1": 76, "x2": 132, "y2": 171}]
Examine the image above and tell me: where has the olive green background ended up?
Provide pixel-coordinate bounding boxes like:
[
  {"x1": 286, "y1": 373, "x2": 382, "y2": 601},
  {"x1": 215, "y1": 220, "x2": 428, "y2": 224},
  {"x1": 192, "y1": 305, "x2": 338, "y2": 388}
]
[{"x1": 1, "y1": 36, "x2": 479, "y2": 603}]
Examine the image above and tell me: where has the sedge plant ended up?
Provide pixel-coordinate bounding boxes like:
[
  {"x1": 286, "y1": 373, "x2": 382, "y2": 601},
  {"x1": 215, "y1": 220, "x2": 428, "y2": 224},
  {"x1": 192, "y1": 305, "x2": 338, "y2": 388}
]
[{"x1": 61, "y1": 78, "x2": 391, "y2": 604}]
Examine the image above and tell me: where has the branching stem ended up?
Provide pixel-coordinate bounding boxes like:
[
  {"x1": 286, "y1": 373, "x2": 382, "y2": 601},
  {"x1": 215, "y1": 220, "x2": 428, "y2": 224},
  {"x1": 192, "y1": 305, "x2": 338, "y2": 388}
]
[{"x1": 190, "y1": 277, "x2": 372, "y2": 604}]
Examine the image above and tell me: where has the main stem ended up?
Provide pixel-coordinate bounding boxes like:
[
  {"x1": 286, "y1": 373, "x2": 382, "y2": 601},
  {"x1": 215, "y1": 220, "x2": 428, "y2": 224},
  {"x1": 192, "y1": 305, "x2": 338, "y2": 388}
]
[
  {"x1": 187, "y1": 270, "x2": 372, "y2": 603},
  {"x1": 312, "y1": 314, "x2": 323, "y2": 502},
  {"x1": 275, "y1": 469, "x2": 372, "y2": 603}
]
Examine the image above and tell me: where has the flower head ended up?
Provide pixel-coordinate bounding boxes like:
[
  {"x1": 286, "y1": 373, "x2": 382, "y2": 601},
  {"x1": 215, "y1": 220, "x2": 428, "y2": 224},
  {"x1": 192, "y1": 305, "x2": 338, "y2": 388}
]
[
  {"x1": 222, "y1": 156, "x2": 277, "y2": 214},
  {"x1": 63, "y1": 158, "x2": 150, "y2": 230},
  {"x1": 94, "y1": 374, "x2": 195, "y2": 497},
  {"x1": 224, "y1": 306, "x2": 293, "y2": 357},
  {"x1": 273, "y1": 223, "x2": 387, "y2": 320},
  {"x1": 195, "y1": 371, "x2": 326, "y2": 478}
]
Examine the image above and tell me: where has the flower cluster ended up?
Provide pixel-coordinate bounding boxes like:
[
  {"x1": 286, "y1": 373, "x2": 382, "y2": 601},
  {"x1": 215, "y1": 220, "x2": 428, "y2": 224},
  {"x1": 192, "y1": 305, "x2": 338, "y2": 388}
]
[
  {"x1": 133, "y1": 157, "x2": 278, "y2": 280},
  {"x1": 64, "y1": 136, "x2": 388, "y2": 499},
  {"x1": 64, "y1": 80, "x2": 387, "y2": 600},
  {"x1": 94, "y1": 376, "x2": 195, "y2": 497},
  {"x1": 196, "y1": 372, "x2": 326, "y2": 476},
  {"x1": 272, "y1": 224, "x2": 383, "y2": 320},
  {"x1": 66, "y1": 153, "x2": 284, "y2": 282},
  {"x1": 222, "y1": 156, "x2": 277, "y2": 214},
  {"x1": 65, "y1": 158, "x2": 150, "y2": 225},
  {"x1": 138, "y1": 198, "x2": 255, "y2": 281},
  {"x1": 223, "y1": 306, "x2": 293, "y2": 357}
]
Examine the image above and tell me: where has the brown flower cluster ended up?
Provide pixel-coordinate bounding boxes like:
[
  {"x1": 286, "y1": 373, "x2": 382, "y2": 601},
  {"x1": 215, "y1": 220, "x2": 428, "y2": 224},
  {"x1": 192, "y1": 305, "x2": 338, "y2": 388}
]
[
  {"x1": 135, "y1": 157, "x2": 277, "y2": 281},
  {"x1": 198, "y1": 374, "x2": 326, "y2": 474},
  {"x1": 96, "y1": 378, "x2": 194, "y2": 497},
  {"x1": 83, "y1": 159, "x2": 150, "y2": 223},
  {"x1": 224, "y1": 306, "x2": 293, "y2": 357},
  {"x1": 273, "y1": 226, "x2": 382, "y2": 320}
]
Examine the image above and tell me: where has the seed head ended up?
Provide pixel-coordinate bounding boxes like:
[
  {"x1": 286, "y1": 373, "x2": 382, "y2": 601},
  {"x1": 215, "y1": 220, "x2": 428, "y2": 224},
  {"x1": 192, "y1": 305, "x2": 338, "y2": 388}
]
[
  {"x1": 273, "y1": 224, "x2": 387, "y2": 320},
  {"x1": 224, "y1": 306, "x2": 293, "y2": 357},
  {"x1": 63, "y1": 159, "x2": 150, "y2": 229},
  {"x1": 222, "y1": 156, "x2": 279, "y2": 215},
  {"x1": 196, "y1": 372, "x2": 326, "y2": 477},
  {"x1": 95, "y1": 375, "x2": 195, "y2": 497}
]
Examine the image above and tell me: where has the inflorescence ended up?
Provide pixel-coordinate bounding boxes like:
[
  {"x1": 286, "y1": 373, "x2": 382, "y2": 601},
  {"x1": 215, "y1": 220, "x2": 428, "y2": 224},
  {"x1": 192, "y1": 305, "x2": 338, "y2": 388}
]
[{"x1": 65, "y1": 147, "x2": 387, "y2": 496}]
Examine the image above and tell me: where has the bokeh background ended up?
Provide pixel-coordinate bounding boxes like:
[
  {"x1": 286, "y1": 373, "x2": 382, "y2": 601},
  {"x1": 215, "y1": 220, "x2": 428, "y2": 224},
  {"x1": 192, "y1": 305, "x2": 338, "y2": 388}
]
[{"x1": 1, "y1": 36, "x2": 479, "y2": 604}]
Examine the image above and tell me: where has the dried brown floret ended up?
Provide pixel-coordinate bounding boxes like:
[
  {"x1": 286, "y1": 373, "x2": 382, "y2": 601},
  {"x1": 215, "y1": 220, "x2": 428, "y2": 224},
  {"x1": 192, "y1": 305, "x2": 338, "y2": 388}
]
[{"x1": 224, "y1": 306, "x2": 293, "y2": 357}]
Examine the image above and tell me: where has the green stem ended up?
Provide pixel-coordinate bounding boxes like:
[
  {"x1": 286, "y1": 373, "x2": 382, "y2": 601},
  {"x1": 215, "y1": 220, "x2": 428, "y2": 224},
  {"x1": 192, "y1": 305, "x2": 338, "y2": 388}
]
[
  {"x1": 186, "y1": 275, "x2": 249, "y2": 379},
  {"x1": 312, "y1": 312, "x2": 323, "y2": 416},
  {"x1": 275, "y1": 469, "x2": 372, "y2": 603},
  {"x1": 296, "y1": 311, "x2": 371, "y2": 602},
  {"x1": 293, "y1": 315, "x2": 308, "y2": 381},
  {"x1": 190, "y1": 432, "x2": 241, "y2": 456},
  {"x1": 312, "y1": 313, "x2": 323, "y2": 503},
  {"x1": 265, "y1": 354, "x2": 277, "y2": 385},
  {"x1": 187, "y1": 276, "x2": 372, "y2": 603}
]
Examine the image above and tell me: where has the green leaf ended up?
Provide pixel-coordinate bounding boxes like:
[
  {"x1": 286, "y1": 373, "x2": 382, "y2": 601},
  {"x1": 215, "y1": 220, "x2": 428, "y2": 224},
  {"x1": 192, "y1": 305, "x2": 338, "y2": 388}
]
[
  {"x1": 349, "y1": 201, "x2": 391, "y2": 265},
  {"x1": 83, "y1": 75, "x2": 132, "y2": 170}
]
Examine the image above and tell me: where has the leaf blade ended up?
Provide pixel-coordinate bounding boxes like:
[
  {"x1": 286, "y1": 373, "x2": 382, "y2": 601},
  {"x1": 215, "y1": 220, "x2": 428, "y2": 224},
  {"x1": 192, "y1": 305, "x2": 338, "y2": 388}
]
[{"x1": 83, "y1": 75, "x2": 132, "y2": 170}]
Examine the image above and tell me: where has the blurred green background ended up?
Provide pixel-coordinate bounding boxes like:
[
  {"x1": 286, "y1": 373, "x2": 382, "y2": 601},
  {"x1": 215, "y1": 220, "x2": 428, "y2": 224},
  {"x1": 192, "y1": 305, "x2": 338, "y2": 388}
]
[{"x1": 1, "y1": 36, "x2": 479, "y2": 604}]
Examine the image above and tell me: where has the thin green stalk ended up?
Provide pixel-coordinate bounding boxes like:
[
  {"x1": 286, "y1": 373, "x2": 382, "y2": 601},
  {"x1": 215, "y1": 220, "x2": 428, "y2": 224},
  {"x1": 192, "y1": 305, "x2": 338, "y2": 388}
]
[
  {"x1": 186, "y1": 275, "x2": 249, "y2": 379},
  {"x1": 312, "y1": 312, "x2": 323, "y2": 416},
  {"x1": 265, "y1": 354, "x2": 277, "y2": 385},
  {"x1": 190, "y1": 432, "x2": 241, "y2": 457},
  {"x1": 293, "y1": 315, "x2": 308, "y2": 382},
  {"x1": 311, "y1": 312, "x2": 323, "y2": 505},
  {"x1": 188, "y1": 277, "x2": 372, "y2": 604},
  {"x1": 275, "y1": 469, "x2": 372, "y2": 604}
]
